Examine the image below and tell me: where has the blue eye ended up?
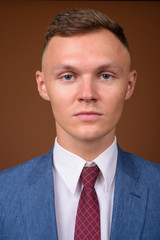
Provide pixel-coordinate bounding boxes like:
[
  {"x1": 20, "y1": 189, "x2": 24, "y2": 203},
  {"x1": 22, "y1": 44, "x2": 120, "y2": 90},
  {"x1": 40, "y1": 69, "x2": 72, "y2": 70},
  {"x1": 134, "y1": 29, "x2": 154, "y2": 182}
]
[
  {"x1": 62, "y1": 75, "x2": 73, "y2": 81},
  {"x1": 101, "y1": 74, "x2": 112, "y2": 80}
]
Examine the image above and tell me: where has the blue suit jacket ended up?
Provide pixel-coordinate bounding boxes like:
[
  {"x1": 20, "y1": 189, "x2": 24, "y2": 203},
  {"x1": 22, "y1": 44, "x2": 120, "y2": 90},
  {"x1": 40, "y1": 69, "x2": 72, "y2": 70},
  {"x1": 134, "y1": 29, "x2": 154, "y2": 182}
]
[{"x1": 0, "y1": 146, "x2": 160, "y2": 240}]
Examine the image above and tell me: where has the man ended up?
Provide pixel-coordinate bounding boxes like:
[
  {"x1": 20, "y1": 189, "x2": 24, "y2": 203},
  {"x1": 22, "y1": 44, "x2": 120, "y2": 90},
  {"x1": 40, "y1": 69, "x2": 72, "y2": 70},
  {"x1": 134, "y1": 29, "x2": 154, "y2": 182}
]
[{"x1": 0, "y1": 8, "x2": 160, "y2": 240}]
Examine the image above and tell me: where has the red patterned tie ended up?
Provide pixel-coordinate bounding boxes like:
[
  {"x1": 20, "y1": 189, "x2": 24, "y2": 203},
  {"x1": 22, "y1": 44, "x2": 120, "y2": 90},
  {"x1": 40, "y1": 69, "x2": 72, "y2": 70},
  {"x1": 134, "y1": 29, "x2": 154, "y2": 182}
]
[{"x1": 74, "y1": 165, "x2": 101, "y2": 240}]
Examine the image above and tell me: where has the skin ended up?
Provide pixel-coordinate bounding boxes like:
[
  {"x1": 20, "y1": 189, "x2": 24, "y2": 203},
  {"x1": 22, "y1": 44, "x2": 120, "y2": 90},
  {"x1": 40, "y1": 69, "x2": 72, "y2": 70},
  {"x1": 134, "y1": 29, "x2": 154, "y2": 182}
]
[{"x1": 36, "y1": 29, "x2": 137, "y2": 161}]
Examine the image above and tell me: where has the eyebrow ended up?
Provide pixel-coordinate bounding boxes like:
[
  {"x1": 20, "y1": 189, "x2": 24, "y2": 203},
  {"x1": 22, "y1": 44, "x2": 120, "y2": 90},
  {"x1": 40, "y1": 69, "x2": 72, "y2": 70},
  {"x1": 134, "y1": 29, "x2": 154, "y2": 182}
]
[
  {"x1": 52, "y1": 65, "x2": 78, "y2": 73},
  {"x1": 94, "y1": 63, "x2": 123, "y2": 73}
]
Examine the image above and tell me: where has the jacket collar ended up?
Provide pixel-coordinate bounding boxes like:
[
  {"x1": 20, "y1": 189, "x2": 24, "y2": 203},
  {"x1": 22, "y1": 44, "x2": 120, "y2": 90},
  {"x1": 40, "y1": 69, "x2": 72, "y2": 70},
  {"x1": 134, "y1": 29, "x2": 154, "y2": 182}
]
[
  {"x1": 20, "y1": 148, "x2": 58, "y2": 240},
  {"x1": 110, "y1": 146, "x2": 148, "y2": 240}
]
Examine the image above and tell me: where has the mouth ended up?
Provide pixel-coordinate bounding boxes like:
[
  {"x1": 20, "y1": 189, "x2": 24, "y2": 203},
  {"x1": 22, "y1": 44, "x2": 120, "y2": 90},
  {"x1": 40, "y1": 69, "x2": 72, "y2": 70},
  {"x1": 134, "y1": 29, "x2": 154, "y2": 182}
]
[{"x1": 74, "y1": 111, "x2": 103, "y2": 121}]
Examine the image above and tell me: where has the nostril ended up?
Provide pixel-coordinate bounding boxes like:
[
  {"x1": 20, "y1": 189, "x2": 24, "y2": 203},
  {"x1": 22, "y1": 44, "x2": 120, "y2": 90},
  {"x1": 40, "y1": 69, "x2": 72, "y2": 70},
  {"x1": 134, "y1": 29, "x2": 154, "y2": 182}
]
[{"x1": 79, "y1": 98, "x2": 97, "y2": 102}]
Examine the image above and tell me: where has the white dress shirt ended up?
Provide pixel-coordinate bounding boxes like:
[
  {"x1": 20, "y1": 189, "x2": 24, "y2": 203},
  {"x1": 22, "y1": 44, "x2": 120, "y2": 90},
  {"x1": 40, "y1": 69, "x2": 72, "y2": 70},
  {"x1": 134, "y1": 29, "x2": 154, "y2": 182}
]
[{"x1": 53, "y1": 137, "x2": 118, "y2": 240}]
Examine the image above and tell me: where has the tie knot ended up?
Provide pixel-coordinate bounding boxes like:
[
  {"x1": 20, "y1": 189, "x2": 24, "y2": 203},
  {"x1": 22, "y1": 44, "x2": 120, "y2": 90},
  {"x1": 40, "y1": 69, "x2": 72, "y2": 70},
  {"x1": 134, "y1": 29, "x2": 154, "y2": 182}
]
[{"x1": 80, "y1": 165, "x2": 100, "y2": 188}]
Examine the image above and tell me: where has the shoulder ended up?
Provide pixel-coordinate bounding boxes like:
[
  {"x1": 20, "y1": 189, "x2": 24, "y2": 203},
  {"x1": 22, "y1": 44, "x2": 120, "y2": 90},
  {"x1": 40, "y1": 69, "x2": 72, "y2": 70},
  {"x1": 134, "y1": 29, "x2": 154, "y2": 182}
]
[
  {"x1": 0, "y1": 156, "x2": 39, "y2": 183},
  {"x1": 118, "y1": 147, "x2": 160, "y2": 187},
  {"x1": 0, "y1": 149, "x2": 53, "y2": 201},
  {"x1": 0, "y1": 157, "x2": 37, "y2": 201}
]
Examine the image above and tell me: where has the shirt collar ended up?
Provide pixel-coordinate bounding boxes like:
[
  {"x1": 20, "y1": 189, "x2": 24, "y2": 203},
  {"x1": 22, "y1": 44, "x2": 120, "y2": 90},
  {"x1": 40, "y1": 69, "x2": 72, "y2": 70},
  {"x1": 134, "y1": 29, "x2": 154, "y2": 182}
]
[
  {"x1": 94, "y1": 138, "x2": 118, "y2": 191},
  {"x1": 53, "y1": 137, "x2": 118, "y2": 194}
]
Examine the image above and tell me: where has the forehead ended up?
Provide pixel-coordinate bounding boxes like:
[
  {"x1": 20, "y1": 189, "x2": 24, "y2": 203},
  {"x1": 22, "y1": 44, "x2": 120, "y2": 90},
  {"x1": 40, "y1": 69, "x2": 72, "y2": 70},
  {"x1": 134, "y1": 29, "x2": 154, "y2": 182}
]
[{"x1": 42, "y1": 29, "x2": 130, "y2": 71}]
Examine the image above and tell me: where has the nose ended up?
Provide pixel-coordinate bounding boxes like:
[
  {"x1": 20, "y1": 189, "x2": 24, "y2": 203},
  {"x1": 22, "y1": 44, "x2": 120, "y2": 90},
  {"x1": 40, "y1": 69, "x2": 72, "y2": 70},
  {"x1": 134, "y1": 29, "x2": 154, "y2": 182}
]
[{"x1": 78, "y1": 78, "x2": 98, "y2": 102}]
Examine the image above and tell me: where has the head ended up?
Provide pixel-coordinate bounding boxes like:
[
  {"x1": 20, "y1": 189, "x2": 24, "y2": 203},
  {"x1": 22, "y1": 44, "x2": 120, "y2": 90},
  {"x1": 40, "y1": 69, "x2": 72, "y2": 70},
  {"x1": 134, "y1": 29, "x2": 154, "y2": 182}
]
[{"x1": 36, "y1": 9, "x2": 137, "y2": 150}]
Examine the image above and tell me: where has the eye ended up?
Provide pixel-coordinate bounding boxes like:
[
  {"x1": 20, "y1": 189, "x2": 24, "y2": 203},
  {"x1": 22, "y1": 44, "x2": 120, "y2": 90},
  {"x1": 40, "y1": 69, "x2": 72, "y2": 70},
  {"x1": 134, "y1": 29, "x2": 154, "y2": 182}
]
[
  {"x1": 62, "y1": 75, "x2": 74, "y2": 81},
  {"x1": 101, "y1": 74, "x2": 112, "y2": 80}
]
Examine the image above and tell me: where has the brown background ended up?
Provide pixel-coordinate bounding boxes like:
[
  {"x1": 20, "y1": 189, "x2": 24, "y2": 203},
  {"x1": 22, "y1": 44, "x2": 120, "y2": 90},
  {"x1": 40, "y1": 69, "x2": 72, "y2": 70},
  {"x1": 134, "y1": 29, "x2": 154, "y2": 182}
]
[{"x1": 0, "y1": 1, "x2": 160, "y2": 171}]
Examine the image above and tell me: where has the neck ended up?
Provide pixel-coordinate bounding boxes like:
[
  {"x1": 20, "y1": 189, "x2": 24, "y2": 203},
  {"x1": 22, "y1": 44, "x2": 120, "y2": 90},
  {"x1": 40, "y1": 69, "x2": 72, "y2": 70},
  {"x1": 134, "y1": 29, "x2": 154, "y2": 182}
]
[{"x1": 56, "y1": 131, "x2": 115, "y2": 162}]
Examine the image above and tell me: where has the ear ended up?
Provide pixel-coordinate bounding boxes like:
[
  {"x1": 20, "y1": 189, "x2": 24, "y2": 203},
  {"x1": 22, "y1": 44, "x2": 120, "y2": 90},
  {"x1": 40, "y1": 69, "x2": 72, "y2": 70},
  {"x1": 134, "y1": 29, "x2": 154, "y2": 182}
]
[
  {"x1": 35, "y1": 71, "x2": 50, "y2": 101},
  {"x1": 125, "y1": 70, "x2": 137, "y2": 100}
]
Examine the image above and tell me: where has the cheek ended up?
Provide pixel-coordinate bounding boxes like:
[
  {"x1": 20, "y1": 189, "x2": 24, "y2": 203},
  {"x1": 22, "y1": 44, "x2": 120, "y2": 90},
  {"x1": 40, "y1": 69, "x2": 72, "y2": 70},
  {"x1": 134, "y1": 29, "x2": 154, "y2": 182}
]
[
  {"x1": 104, "y1": 88, "x2": 126, "y2": 116},
  {"x1": 50, "y1": 98, "x2": 66, "y2": 116},
  {"x1": 48, "y1": 92, "x2": 72, "y2": 121},
  {"x1": 46, "y1": 82, "x2": 77, "y2": 113}
]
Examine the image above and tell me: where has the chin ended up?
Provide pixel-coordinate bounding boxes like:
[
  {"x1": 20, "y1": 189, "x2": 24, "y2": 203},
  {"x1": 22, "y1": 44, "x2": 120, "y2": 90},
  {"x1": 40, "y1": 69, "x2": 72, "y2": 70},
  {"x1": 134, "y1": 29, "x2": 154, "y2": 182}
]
[
  {"x1": 73, "y1": 124, "x2": 116, "y2": 142},
  {"x1": 73, "y1": 129, "x2": 106, "y2": 142}
]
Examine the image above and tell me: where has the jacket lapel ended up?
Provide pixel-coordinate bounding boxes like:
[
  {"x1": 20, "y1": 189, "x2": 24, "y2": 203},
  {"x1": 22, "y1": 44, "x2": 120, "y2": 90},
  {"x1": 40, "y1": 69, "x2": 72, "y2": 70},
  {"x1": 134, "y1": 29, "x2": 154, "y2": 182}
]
[
  {"x1": 110, "y1": 147, "x2": 148, "y2": 240},
  {"x1": 20, "y1": 149, "x2": 58, "y2": 240}
]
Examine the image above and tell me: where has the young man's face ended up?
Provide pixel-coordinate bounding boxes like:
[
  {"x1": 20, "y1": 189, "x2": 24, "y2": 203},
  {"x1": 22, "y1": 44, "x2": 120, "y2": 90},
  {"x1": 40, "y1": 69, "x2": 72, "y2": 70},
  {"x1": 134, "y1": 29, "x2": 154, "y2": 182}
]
[{"x1": 36, "y1": 29, "x2": 136, "y2": 145}]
